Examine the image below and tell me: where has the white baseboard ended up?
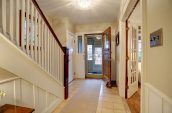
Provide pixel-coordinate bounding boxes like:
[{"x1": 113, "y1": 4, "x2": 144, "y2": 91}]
[{"x1": 43, "y1": 98, "x2": 63, "y2": 113}]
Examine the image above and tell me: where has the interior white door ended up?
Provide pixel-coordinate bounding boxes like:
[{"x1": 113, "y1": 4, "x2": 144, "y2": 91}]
[
  {"x1": 67, "y1": 32, "x2": 75, "y2": 83},
  {"x1": 127, "y1": 24, "x2": 138, "y2": 98},
  {"x1": 75, "y1": 35, "x2": 85, "y2": 78}
]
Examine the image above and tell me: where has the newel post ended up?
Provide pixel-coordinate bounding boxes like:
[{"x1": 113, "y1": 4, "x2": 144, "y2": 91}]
[{"x1": 63, "y1": 47, "x2": 69, "y2": 100}]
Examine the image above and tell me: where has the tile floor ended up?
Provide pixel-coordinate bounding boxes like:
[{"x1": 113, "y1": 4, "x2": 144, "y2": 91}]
[{"x1": 53, "y1": 79, "x2": 131, "y2": 113}]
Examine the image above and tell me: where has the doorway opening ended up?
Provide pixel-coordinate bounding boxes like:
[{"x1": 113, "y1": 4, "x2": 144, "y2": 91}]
[
  {"x1": 85, "y1": 33, "x2": 103, "y2": 79},
  {"x1": 125, "y1": 1, "x2": 142, "y2": 113}
]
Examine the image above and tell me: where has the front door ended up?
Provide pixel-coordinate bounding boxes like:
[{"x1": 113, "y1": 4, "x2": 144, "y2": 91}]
[
  {"x1": 102, "y1": 27, "x2": 112, "y2": 87},
  {"x1": 85, "y1": 34, "x2": 102, "y2": 78},
  {"x1": 126, "y1": 21, "x2": 138, "y2": 98}
]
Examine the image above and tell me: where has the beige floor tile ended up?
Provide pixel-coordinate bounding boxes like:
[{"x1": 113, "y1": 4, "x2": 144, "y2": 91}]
[
  {"x1": 101, "y1": 108, "x2": 114, "y2": 113},
  {"x1": 113, "y1": 110, "x2": 126, "y2": 113},
  {"x1": 96, "y1": 108, "x2": 102, "y2": 113},
  {"x1": 102, "y1": 101, "x2": 114, "y2": 109},
  {"x1": 54, "y1": 79, "x2": 128, "y2": 113},
  {"x1": 114, "y1": 103, "x2": 125, "y2": 110}
]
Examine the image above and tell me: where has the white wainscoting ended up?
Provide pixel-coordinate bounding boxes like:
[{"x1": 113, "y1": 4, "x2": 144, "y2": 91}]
[
  {"x1": 0, "y1": 77, "x2": 62, "y2": 113},
  {"x1": 144, "y1": 83, "x2": 172, "y2": 113}
]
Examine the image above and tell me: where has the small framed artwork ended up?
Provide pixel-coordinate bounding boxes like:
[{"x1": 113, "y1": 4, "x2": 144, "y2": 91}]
[
  {"x1": 150, "y1": 28, "x2": 163, "y2": 47},
  {"x1": 115, "y1": 32, "x2": 119, "y2": 46}
]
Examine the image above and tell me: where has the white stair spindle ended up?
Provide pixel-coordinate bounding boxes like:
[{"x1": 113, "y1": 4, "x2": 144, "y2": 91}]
[
  {"x1": 38, "y1": 15, "x2": 41, "y2": 64},
  {"x1": 30, "y1": 3, "x2": 34, "y2": 58},
  {"x1": 58, "y1": 46, "x2": 60, "y2": 81},
  {"x1": 34, "y1": 9, "x2": 38, "y2": 62},
  {"x1": 44, "y1": 26, "x2": 47, "y2": 71},
  {"x1": 49, "y1": 32, "x2": 51, "y2": 74},
  {"x1": 26, "y1": 0, "x2": 30, "y2": 55},
  {"x1": 60, "y1": 50, "x2": 62, "y2": 82},
  {"x1": 52, "y1": 38, "x2": 55, "y2": 77},
  {"x1": 2, "y1": 0, "x2": 6, "y2": 35},
  {"x1": 51, "y1": 35, "x2": 53, "y2": 75},
  {"x1": 47, "y1": 31, "x2": 50, "y2": 73},
  {"x1": 9, "y1": 0, "x2": 14, "y2": 41},
  {"x1": 41, "y1": 22, "x2": 45, "y2": 68},
  {"x1": 54, "y1": 42, "x2": 58, "y2": 80},
  {"x1": 15, "y1": 0, "x2": 19, "y2": 46},
  {"x1": 21, "y1": 0, "x2": 25, "y2": 50}
]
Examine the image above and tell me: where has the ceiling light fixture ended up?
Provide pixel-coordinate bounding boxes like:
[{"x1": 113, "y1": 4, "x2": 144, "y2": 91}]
[
  {"x1": 76, "y1": 0, "x2": 92, "y2": 10},
  {"x1": 96, "y1": 36, "x2": 101, "y2": 40}
]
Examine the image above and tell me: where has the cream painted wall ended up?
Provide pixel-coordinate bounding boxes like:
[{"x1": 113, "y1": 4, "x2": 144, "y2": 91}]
[
  {"x1": 145, "y1": 0, "x2": 172, "y2": 98},
  {"x1": 51, "y1": 17, "x2": 68, "y2": 46},
  {"x1": 0, "y1": 67, "x2": 16, "y2": 81},
  {"x1": 75, "y1": 23, "x2": 116, "y2": 33},
  {"x1": 50, "y1": 17, "x2": 75, "y2": 46}
]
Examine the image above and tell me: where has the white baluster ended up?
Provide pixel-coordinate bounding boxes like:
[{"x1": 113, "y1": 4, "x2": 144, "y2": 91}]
[
  {"x1": 44, "y1": 26, "x2": 47, "y2": 71},
  {"x1": 2, "y1": 0, "x2": 6, "y2": 35},
  {"x1": 21, "y1": 0, "x2": 25, "y2": 50},
  {"x1": 26, "y1": 0, "x2": 30, "y2": 55},
  {"x1": 38, "y1": 15, "x2": 41, "y2": 65},
  {"x1": 9, "y1": 0, "x2": 14, "y2": 41},
  {"x1": 49, "y1": 33, "x2": 51, "y2": 74},
  {"x1": 30, "y1": 3, "x2": 34, "y2": 58},
  {"x1": 34, "y1": 9, "x2": 38, "y2": 62},
  {"x1": 15, "y1": 0, "x2": 19, "y2": 46},
  {"x1": 47, "y1": 30, "x2": 50, "y2": 73},
  {"x1": 41, "y1": 22, "x2": 45, "y2": 68},
  {"x1": 61, "y1": 50, "x2": 64, "y2": 84},
  {"x1": 57, "y1": 45, "x2": 60, "y2": 80},
  {"x1": 55, "y1": 43, "x2": 58, "y2": 79},
  {"x1": 52, "y1": 38, "x2": 55, "y2": 77},
  {"x1": 51, "y1": 35, "x2": 53, "y2": 75},
  {"x1": 60, "y1": 50, "x2": 63, "y2": 83}
]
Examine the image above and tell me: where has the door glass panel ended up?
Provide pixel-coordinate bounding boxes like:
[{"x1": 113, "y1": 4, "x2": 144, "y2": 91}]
[
  {"x1": 87, "y1": 45, "x2": 93, "y2": 60},
  {"x1": 94, "y1": 47, "x2": 102, "y2": 65},
  {"x1": 78, "y1": 36, "x2": 83, "y2": 53}
]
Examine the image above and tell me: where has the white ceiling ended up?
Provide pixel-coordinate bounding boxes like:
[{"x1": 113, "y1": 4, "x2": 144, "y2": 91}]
[{"x1": 36, "y1": 0, "x2": 121, "y2": 25}]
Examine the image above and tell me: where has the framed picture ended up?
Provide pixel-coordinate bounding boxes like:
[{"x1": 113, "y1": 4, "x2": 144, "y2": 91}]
[
  {"x1": 150, "y1": 28, "x2": 163, "y2": 47},
  {"x1": 115, "y1": 32, "x2": 119, "y2": 46}
]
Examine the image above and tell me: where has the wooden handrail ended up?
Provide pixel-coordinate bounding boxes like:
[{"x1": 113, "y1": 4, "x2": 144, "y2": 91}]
[
  {"x1": 31, "y1": 0, "x2": 64, "y2": 53},
  {"x1": 63, "y1": 47, "x2": 69, "y2": 99}
]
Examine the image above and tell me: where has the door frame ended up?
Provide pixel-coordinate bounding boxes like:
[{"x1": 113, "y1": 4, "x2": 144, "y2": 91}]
[
  {"x1": 84, "y1": 33, "x2": 103, "y2": 79},
  {"x1": 125, "y1": 0, "x2": 140, "y2": 99},
  {"x1": 67, "y1": 31, "x2": 76, "y2": 83}
]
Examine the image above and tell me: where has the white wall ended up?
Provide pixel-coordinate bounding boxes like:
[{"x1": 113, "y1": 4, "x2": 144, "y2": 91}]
[
  {"x1": 0, "y1": 77, "x2": 62, "y2": 113},
  {"x1": 75, "y1": 23, "x2": 116, "y2": 33},
  {"x1": 142, "y1": 0, "x2": 172, "y2": 112},
  {"x1": 145, "y1": 0, "x2": 172, "y2": 98},
  {"x1": 51, "y1": 17, "x2": 75, "y2": 46}
]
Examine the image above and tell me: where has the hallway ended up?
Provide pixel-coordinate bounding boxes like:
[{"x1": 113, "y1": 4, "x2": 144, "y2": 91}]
[{"x1": 53, "y1": 79, "x2": 130, "y2": 113}]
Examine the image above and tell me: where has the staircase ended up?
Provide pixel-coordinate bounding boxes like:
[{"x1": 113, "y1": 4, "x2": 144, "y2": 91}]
[{"x1": 0, "y1": 0, "x2": 68, "y2": 112}]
